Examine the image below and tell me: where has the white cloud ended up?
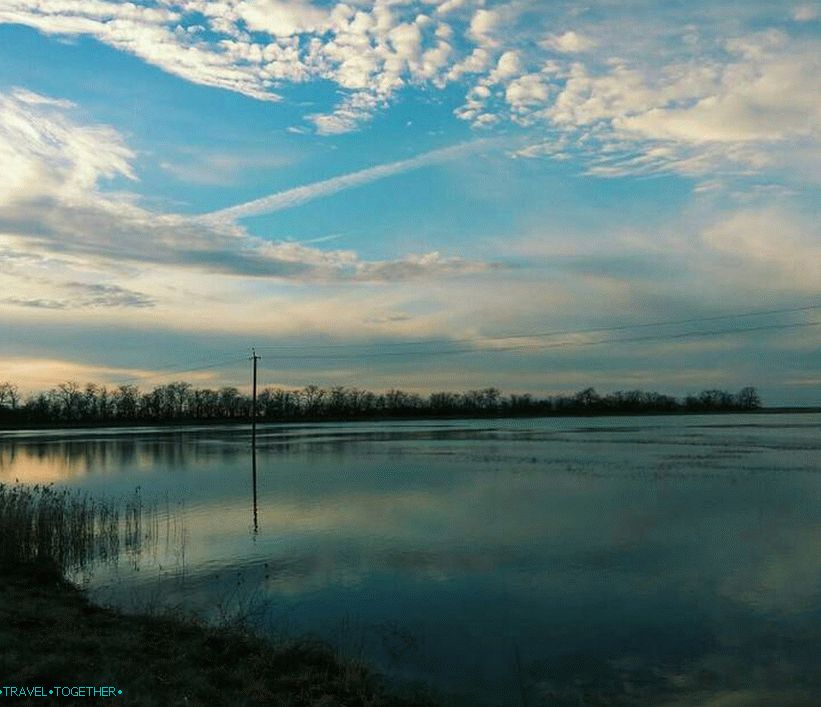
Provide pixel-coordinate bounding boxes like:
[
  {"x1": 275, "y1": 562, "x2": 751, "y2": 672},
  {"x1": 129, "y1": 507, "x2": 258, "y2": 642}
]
[
  {"x1": 388, "y1": 21, "x2": 423, "y2": 63},
  {"x1": 0, "y1": 89, "x2": 495, "y2": 287},
  {"x1": 1, "y1": 282, "x2": 155, "y2": 310},
  {"x1": 446, "y1": 47, "x2": 493, "y2": 82},
  {"x1": 234, "y1": 0, "x2": 331, "y2": 36},
  {"x1": 542, "y1": 30, "x2": 596, "y2": 54},
  {"x1": 0, "y1": 0, "x2": 283, "y2": 102},
  {"x1": 792, "y1": 5, "x2": 819, "y2": 21},
  {"x1": 614, "y1": 41, "x2": 820, "y2": 145},
  {"x1": 0, "y1": 88, "x2": 135, "y2": 205},
  {"x1": 2, "y1": 0, "x2": 818, "y2": 182},
  {"x1": 204, "y1": 139, "x2": 500, "y2": 221},
  {"x1": 488, "y1": 50, "x2": 521, "y2": 83},
  {"x1": 468, "y1": 8, "x2": 500, "y2": 45},
  {"x1": 505, "y1": 74, "x2": 550, "y2": 113},
  {"x1": 521, "y1": 31, "x2": 821, "y2": 178},
  {"x1": 158, "y1": 149, "x2": 293, "y2": 186},
  {"x1": 434, "y1": 0, "x2": 469, "y2": 15},
  {"x1": 0, "y1": 0, "x2": 467, "y2": 131},
  {"x1": 308, "y1": 91, "x2": 383, "y2": 135},
  {"x1": 702, "y1": 208, "x2": 821, "y2": 291}
]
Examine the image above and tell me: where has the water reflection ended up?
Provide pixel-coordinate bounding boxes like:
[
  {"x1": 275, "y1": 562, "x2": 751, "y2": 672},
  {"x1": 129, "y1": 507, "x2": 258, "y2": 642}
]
[
  {"x1": 1, "y1": 415, "x2": 821, "y2": 704},
  {"x1": 251, "y1": 438, "x2": 259, "y2": 536}
]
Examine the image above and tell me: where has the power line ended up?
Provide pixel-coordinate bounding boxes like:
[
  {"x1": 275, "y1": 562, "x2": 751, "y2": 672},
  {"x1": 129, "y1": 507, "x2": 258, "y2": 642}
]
[
  {"x1": 252, "y1": 302, "x2": 821, "y2": 352},
  {"x1": 98, "y1": 303, "x2": 821, "y2": 384},
  {"x1": 257, "y1": 319, "x2": 821, "y2": 361},
  {"x1": 112, "y1": 356, "x2": 248, "y2": 385}
]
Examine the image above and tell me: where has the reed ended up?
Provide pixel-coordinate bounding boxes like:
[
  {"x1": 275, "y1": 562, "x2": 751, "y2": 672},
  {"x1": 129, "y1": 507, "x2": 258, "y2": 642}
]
[{"x1": 0, "y1": 482, "x2": 150, "y2": 571}]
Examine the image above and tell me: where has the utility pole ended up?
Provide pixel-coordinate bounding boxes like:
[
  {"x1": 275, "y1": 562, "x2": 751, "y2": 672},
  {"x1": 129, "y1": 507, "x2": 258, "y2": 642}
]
[
  {"x1": 250, "y1": 347, "x2": 260, "y2": 535},
  {"x1": 250, "y1": 347, "x2": 260, "y2": 442}
]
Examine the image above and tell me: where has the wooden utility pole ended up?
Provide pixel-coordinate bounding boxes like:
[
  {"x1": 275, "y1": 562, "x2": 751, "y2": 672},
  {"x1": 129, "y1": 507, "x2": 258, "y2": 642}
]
[
  {"x1": 250, "y1": 347, "x2": 260, "y2": 535},
  {"x1": 250, "y1": 348, "x2": 260, "y2": 433},
  {"x1": 250, "y1": 348, "x2": 260, "y2": 442}
]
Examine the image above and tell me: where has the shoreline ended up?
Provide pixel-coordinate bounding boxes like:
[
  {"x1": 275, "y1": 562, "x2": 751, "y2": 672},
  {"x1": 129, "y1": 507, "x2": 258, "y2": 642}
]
[
  {"x1": 1, "y1": 407, "x2": 819, "y2": 433},
  {"x1": 0, "y1": 560, "x2": 433, "y2": 706}
]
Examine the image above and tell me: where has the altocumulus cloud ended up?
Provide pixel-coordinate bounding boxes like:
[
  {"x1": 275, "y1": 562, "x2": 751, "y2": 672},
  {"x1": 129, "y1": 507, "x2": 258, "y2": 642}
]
[{"x1": 1, "y1": 1, "x2": 818, "y2": 181}]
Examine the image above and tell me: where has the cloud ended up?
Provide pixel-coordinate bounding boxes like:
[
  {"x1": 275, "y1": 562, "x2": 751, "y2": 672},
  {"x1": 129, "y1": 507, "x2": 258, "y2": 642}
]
[
  {"x1": 2, "y1": 7, "x2": 820, "y2": 403},
  {"x1": 1, "y1": 298, "x2": 70, "y2": 310},
  {"x1": 488, "y1": 50, "x2": 522, "y2": 83},
  {"x1": 0, "y1": 0, "x2": 524, "y2": 134},
  {"x1": 0, "y1": 0, "x2": 474, "y2": 132},
  {"x1": 0, "y1": 0, "x2": 283, "y2": 102},
  {"x1": 308, "y1": 92, "x2": 383, "y2": 135},
  {"x1": 505, "y1": 74, "x2": 551, "y2": 113},
  {"x1": 65, "y1": 282, "x2": 156, "y2": 307},
  {"x1": 702, "y1": 208, "x2": 821, "y2": 292},
  {"x1": 159, "y1": 149, "x2": 293, "y2": 186},
  {"x1": 0, "y1": 189, "x2": 492, "y2": 283},
  {"x1": 541, "y1": 31, "x2": 596, "y2": 53},
  {"x1": 0, "y1": 88, "x2": 135, "y2": 205},
  {"x1": 3, "y1": 0, "x2": 818, "y2": 182},
  {"x1": 0, "y1": 357, "x2": 155, "y2": 394},
  {"x1": 1, "y1": 282, "x2": 155, "y2": 310},
  {"x1": 204, "y1": 138, "x2": 500, "y2": 221},
  {"x1": 511, "y1": 31, "x2": 821, "y2": 179},
  {"x1": 355, "y1": 251, "x2": 497, "y2": 282},
  {"x1": 435, "y1": 0, "x2": 470, "y2": 15},
  {"x1": 468, "y1": 8, "x2": 500, "y2": 45},
  {"x1": 0, "y1": 89, "x2": 496, "y2": 284},
  {"x1": 1, "y1": 0, "x2": 817, "y2": 197},
  {"x1": 614, "y1": 42, "x2": 821, "y2": 144},
  {"x1": 793, "y1": 5, "x2": 819, "y2": 21},
  {"x1": 234, "y1": 0, "x2": 331, "y2": 36}
]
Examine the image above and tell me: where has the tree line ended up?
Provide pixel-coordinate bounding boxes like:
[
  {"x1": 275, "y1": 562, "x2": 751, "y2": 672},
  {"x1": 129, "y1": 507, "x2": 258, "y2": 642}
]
[{"x1": 0, "y1": 380, "x2": 762, "y2": 425}]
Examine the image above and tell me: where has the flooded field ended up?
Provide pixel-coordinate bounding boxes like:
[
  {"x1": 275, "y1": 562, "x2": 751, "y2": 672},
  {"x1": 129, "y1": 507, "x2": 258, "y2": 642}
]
[{"x1": 2, "y1": 414, "x2": 820, "y2": 705}]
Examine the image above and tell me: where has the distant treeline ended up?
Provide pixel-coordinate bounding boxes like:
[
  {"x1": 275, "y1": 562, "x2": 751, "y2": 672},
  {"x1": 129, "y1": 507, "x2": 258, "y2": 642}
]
[{"x1": 0, "y1": 380, "x2": 762, "y2": 425}]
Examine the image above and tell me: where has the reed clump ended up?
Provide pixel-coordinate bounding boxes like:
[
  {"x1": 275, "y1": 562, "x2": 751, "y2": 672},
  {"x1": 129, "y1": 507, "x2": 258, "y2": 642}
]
[
  {"x1": 0, "y1": 485, "x2": 437, "y2": 705},
  {"x1": 0, "y1": 483, "x2": 146, "y2": 571}
]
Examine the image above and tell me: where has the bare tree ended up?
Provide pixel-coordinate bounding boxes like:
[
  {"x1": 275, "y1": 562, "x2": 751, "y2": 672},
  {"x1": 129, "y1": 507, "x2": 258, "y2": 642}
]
[
  {"x1": 0, "y1": 382, "x2": 20, "y2": 409},
  {"x1": 55, "y1": 381, "x2": 82, "y2": 420},
  {"x1": 736, "y1": 386, "x2": 761, "y2": 410}
]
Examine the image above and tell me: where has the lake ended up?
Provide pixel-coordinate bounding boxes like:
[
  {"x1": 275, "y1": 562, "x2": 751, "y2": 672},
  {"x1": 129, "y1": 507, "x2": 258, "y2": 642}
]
[{"x1": 2, "y1": 414, "x2": 820, "y2": 705}]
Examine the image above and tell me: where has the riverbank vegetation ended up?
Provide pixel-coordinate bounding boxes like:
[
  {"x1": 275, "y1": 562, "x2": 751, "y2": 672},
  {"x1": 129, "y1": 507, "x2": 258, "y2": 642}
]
[
  {"x1": 0, "y1": 380, "x2": 761, "y2": 426},
  {"x1": 0, "y1": 483, "x2": 433, "y2": 705},
  {"x1": 0, "y1": 561, "x2": 432, "y2": 706}
]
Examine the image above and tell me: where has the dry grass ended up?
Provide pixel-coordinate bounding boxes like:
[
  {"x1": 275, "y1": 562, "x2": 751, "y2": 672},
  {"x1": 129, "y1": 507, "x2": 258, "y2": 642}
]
[
  {"x1": 0, "y1": 483, "x2": 141, "y2": 570},
  {"x1": 0, "y1": 561, "x2": 436, "y2": 706},
  {"x1": 0, "y1": 484, "x2": 437, "y2": 706}
]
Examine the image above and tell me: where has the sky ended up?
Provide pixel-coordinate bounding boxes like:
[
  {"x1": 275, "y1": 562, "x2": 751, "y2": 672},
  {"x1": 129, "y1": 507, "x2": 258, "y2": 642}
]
[{"x1": 0, "y1": 0, "x2": 819, "y2": 404}]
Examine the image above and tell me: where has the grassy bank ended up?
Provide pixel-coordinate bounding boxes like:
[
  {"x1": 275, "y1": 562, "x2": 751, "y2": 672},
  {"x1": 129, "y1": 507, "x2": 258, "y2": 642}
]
[
  {"x1": 0, "y1": 485, "x2": 434, "y2": 705},
  {"x1": 0, "y1": 561, "x2": 433, "y2": 706}
]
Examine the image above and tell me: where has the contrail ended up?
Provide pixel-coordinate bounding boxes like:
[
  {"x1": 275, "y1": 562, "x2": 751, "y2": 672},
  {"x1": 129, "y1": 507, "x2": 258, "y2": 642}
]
[{"x1": 202, "y1": 139, "x2": 498, "y2": 222}]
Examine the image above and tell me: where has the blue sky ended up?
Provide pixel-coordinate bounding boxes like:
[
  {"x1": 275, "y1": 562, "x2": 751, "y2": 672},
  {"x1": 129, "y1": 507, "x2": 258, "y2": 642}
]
[{"x1": 0, "y1": 0, "x2": 819, "y2": 403}]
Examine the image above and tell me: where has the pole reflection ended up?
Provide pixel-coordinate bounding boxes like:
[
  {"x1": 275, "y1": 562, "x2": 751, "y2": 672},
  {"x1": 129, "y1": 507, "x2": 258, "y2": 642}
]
[{"x1": 251, "y1": 429, "x2": 259, "y2": 536}]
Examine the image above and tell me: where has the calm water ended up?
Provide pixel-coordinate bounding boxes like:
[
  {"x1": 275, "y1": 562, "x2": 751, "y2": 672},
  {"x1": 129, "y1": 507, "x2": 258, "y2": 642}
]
[{"x1": 2, "y1": 414, "x2": 820, "y2": 705}]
